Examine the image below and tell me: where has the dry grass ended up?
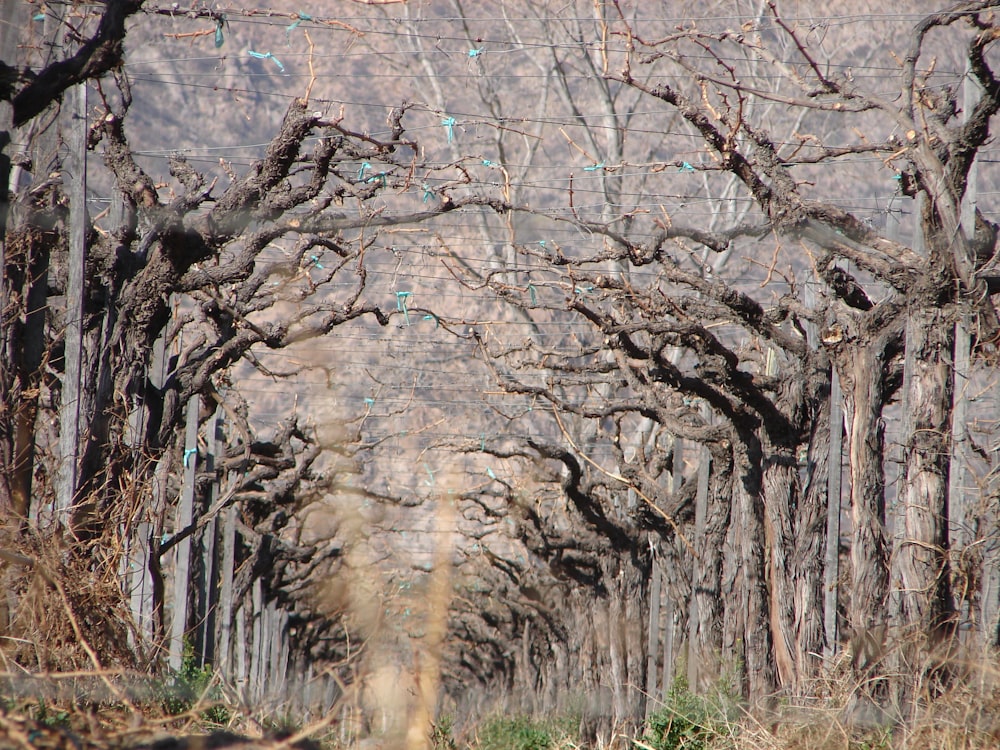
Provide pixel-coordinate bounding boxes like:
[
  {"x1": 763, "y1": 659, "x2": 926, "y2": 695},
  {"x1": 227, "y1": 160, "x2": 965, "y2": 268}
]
[
  {"x1": 719, "y1": 642, "x2": 1000, "y2": 750},
  {"x1": 0, "y1": 524, "x2": 139, "y2": 675},
  {"x1": 6, "y1": 522, "x2": 1000, "y2": 749}
]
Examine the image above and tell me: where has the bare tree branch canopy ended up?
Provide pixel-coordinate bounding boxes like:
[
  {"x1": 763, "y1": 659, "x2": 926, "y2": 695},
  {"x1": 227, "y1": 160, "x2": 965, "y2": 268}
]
[
  {"x1": 7, "y1": 0, "x2": 144, "y2": 127},
  {"x1": 4, "y1": 1, "x2": 1000, "y2": 742}
]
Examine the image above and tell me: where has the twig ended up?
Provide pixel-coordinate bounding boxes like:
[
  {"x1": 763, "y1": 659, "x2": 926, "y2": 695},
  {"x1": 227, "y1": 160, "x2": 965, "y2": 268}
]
[
  {"x1": 51, "y1": 575, "x2": 139, "y2": 714},
  {"x1": 162, "y1": 29, "x2": 213, "y2": 42},
  {"x1": 271, "y1": 714, "x2": 338, "y2": 749},
  {"x1": 303, "y1": 29, "x2": 317, "y2": 105},
  {"x1": 0, "y1": 715, "x2": 34, "y2": 750},
  {"x1": 559, "y1": 126, "x2": 598, "y2": 164},
  {"x1": 550, "y1": 405, "x2": 697, "y2": 558},
  {"x1": 760, "y1": 236, "x2": 785, "y2": 287}
]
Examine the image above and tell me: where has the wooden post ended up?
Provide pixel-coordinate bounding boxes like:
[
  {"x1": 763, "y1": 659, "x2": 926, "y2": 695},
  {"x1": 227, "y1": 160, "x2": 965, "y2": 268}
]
[
  {"x1": 251, "y1": 578, "x2": 264, "y2": 702},
  {"x1": 688, "y1": 413, "x2": 710, "y2": 688},
  {"x1": 217, "y1": 502, "x2": 237, "y2": 679},
  {"x1": 824, "y1": 370, "x2": 843, "y2": 657},
  {"x1": 659, "y1": 439, "x2": 683, "y2": 696},
  {"x1": 235, "y1": 602, "x2": 248, "y2": 699},
  {"x1": 800, "y1": 280, "x2": 844, "y2": 660},
  {"x1": 125, "y1": 326, "x2": 168, "y2": 647},
  {"x1": 952, "y1": 62, "x2": 976, "y2": 636},
  {"x1": 0, "y1": 0, "x2": 16, "y2": 218},
  {"x1": 888, "y1": 197, "x2": 922, "y2": 622},
  {"x1": 168, "y1": 397, "x2": 199, "y2": 671},
  {"x1": 128, "y1": 520, "x2": 154, "y2": 646},
  {"x1": 196, "y1": 406, "x2": 223, "y2": 669},
  {"x1": 54, "y1": 83, "x2": 87, "y2": 523},
  {"x1": 270, "y1": 605, "x2": 288, "y2": 704},
  {"x1": 949, "y1": 321, "x2": 971, "y2": 632},
  {"x1": 644, "y1": 539, "x2": 661, "y2": 717},
  {"x1": 661, "y1": 587, "x2": 673, "y2": 697},
  {"x1": 258, "y1": 600, "x2": 272, "y2": 705}
]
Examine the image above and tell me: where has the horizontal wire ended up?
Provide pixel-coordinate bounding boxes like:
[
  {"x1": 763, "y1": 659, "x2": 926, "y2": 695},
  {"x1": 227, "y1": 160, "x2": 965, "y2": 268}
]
[{"x1": 53, "y1": 5, "x2": 1000, "y2": 459}]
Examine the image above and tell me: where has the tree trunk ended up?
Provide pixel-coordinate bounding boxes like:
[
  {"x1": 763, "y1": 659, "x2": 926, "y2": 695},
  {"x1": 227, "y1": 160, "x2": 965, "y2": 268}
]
[
  {"x1": 688, "y1": 444, "x2": 731, "y2": 692},
  {"x1": 793, "y1": 366, "x2": 833, "y2": 682},
  {"x1": 660, "y1": 524, "x2": 691, "y2": 691},
  {"x1": 840, "y1": 342, "x2": 892, "y2": 636},
  {"x1": 723, "y1": 438, "x2": 774, "y2": 702},
  {"x1": 761, "y1": 444, "x2": 798, "y2": 691},
  {"x1": 892, "y1": 308, "x2": 955, "y2": 658},
  {"x1": 1, "y1": 226, "x2": 52, "y2": 518}
]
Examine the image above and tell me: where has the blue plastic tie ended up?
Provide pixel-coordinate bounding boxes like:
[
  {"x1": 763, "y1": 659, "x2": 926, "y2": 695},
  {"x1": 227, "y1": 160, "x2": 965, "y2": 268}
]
[
  {"x1": 33, "y1": 12, "x2": 45, "y2": 21},
  {"x1": 422, "y1": 314, "x2": 439, "y2": 328},
  {"x1": 358, "y1": 162, "x2": 371, "y2": 180},
  {"x1": 584, "y1": 161, "x2": 605, "y2": 172},
  {"x1": 183, "y1": 448, "x2": 197, "y2": 468},
  {"x1": 575, "y1": 285, "x2": 594, "y2": 294},
  {"x1": 248, "y1": 50, "x2": 285, "y2": 72},
  {"x1": 482, "y1": 159, "x2": 496, "y2": 167},
  {"x1": 214, "y1": 19, "x2": 225, "y2": 47},
  {"x1": 538, "y1": 240, "x2": 546, "y2": 248},
  {"x1": 368, "y1": 172, "x2": 387, "y2": 187},
  {"x1": 441, "y1": 116, "x2": 457, "y2": 143},
  {"x1": 486, "y1": 467, "x2": 497, "y2": 480},
  {"x1": 468, "y1": 48, "x2": 484, "y2": 58},
  {"x1": 395, "y1": 291, "x2": 412, "y2": 325},
  {"x1": 422, "y1": 183, "x2": 434, "y2": 202},
  {"x1": 310, "y1": 254, "x2": 323, "y2": 269},
  {"x1": 480, "y1": 433, "x2": 486, "y2": 451},
  {"x1": 364, "y1": 397, "x2": 375, "y2": 407},
  {"x1": 680, "y1": 161, "x2": 695, "y2": 172},
  {"x1": 424, "y1": 463, "x2": 435, "y2": 486},
  {"x1": 286, "y1": 12, "x2": 312, "y2": 34},
  {"x1": 528, "y1": 284, "x2": 537, "y2": 305}
]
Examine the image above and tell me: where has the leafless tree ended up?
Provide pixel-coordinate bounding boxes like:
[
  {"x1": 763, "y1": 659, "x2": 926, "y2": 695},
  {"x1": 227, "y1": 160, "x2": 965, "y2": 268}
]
[
  {"x1": 0, "y1": 0, "x2": 508, "y2": 679},
  {"x1": 453, "y1": 0, "x2": 1000, "y2": 716},
  {"x1": 5, "y1": 0, "x2": 1000, "y2": 733}
]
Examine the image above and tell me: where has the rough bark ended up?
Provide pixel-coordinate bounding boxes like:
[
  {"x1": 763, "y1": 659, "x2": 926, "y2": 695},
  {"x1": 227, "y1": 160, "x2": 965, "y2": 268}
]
[
  {"x1": 8, "y1": 0, "x2": 143, "y2": 127},
  {"x1": 688, "y1": 443, "x2": 731, "y2": 692},
  {"x1": 0, "y1": 225, "x2": 53, "y2": 517},
  {"x1": 793, "y1": 363, "x2": 833, "y2": 680},
  {"x1": 837, "y1": 333, "x2": 896, "y2": 637},
  {"x1": 893, "y1": 307, "x2": 956, "y2": 650},
  {"x1": 722, "y1": 437, "x2": 775, "y2": 702},
  {"x1": 761, "y1": 444, "x2": 799, "y2": 691}
]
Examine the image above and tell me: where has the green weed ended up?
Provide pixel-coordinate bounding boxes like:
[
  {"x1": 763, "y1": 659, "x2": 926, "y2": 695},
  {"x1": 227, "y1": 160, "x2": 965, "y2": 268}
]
[
  {"x1": 161, "y1": 644, "x2": 230, "y2": 725},
  {"x1": 475, "y1": 714, "x2": 575, "y2": 750},
  {"x1": 431, "y1": 714, "x2": 458, "y2": 750},
  {"x1": 641, "y1": 677, "x2": 729, "y2": 750},
  {"x1": 31, "y1": 699, "x2": 71, "y2": 729},
  {"x1": 850, "y1": 726, "x2": 892, "y2": 750}
]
